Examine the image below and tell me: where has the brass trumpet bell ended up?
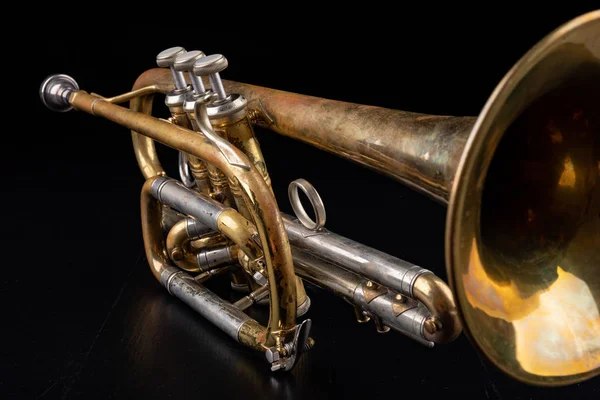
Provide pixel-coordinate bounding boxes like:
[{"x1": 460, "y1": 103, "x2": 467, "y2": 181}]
[{"x1": 447, "y1": 12, "x2": 600, "y2": 386}]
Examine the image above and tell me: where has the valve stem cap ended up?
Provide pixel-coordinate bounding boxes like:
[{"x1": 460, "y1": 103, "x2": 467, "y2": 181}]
[
  {"x1": 39, "y1": 74, "x2": 79, "y2": 112},
  {"x1": 174, "y1": 50, "x2": 206, "y2": 72},
  {"x1": 156, "y1": 46, "x2": 186, "y2": 67},
  {"x1": 193, "y1": 54, "x2": 228, "y2": 76}
]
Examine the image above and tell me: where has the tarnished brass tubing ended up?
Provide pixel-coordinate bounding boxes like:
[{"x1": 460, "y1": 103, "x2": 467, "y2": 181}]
[
  {"x1": 191, "y1": 231, "x2": 227, "y2": 250},
  {"x1": 183, "y1": 89, "x2": 236, "y2": 205},
  {"x1": 141, "y1": 176, "x2": 267, "y2": 350},
  {"x1": 167, "y1": 223, "x2": 198, "y2": 272},
  {"x1": 152, "y1": 177, "x2": 262, "y2": 264},
  {"x1": 101, "y1": 85, "x2": 162, "y2": 104},
  {"x1": 207, "y1": 104, "x2": 310, "y2": 314},
  {"x1": 203, "y1": 93, "x2": 274, "y2": 218},
  {"x1": 71, "y1": 90, "x2": 298, "y2": 343},
  {"x1": 283, "y1": 214, "x2": 461, "y2": 344},
  {"x1": 126, "y1": 71, "x2": 266, "y2": 203},
  {"x1": 206, "y1": 165, "x2": 235, "y2": 207},
  {"x1": 184, "y1": 112, "x2": 217, "y2": 197},
  {"x1": 128, "y1": 69, "x2": 472, "y2": 203},
  {"x1": 229, "y1": 117, "x2": 271, "y2": 187},
  {"x1": 164, "y1": 87, "x2": 215, "y2": 197},
  {"x1": 215, "y1": 206, "x2": 263, "y2": 293},
  {"x1": 187, "y1": 155, "x2": 212, "y2": 195},
  {"x1": 196, "y1": 243, "x2": 239, "y2": 272},
  {"x1": 128, "y1": 69, "x2": 205, "y2": 185},
  {"x1": 292, "y1": 248, "x2": 434, "y2": 347},
  {"x1": 222, "y1": 80, "x2": 476, "y2": 204},
  {"x1": 130, "y1": 89, "x2": 164, "y2": 178},
  {"x1": 211, "y1": 114, "x2": 272, "y2": 187},
  {"x1": 166, "y1": 218, "x2": 213, "y2": 272},
  {"x1": 228, "y1": 177, "x2": 252, "y2": 220}
]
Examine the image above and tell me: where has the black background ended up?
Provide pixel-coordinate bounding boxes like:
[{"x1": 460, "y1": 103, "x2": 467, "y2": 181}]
[{"x1": 4, "y1": 7, "x2": 599, "y2": 399}]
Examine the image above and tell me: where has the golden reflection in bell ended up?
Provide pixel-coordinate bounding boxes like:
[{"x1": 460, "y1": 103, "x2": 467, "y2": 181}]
[
  {"x1": 513, "y1": 267, "x2": 600, "y2": 376},
  {"x1": 469, "y1": 79, "x2": 600, "y2": 382},
  {"x1": 463, "y1": 238, "x2": 539, "y2": 322},
  {"x1": 464, "y1": 239, "x2": 600, "y2": 377},
  {"x1": 558, "y1": 156, "x2": 576, "y2": 188}
]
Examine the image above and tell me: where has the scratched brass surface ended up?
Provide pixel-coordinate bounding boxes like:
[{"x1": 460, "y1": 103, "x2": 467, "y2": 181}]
[
  {"x1": 214, "y1": 115, "x2": 272, "y2": 188},
  {"x1": 222, "y1": 83, "x2": 475, "y2": 205},
  {"x1": 128, "y1": 68, "x2": 474, "y2": 204}
]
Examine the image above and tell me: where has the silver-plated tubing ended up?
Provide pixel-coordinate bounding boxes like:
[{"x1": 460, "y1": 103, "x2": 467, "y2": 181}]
[
  {"x1": 206, "y1": 93, "x2": 247, "y2": 120},
  {"x1": 161, "y1": 206, "x2": 185, "y2": 235},
  {"x1": 292, "y1": 249, "x2": 433, "y2": 346},
  {"x1": 184, "y1": 95, "x2": 199, "y2": 115},
  {"x1": 170, "y1": 66, "x2": 188, "y2": 91},
  {"x1": 165, "y1": 88, "x2": 191, "y2": 107},
  {"x1": 160, "y1": 266, "x2": 182, "y2": 292},
  {"x1": 197, "y1": 245, "x2": 235, "y2": 271},
  {"x1": 292, "y1": 248, "x2": 359, "y2": 300},
  {"x1": 190, "y1": 73, "x2": 206, "y2": 95},
  {"x1": 209, "y1": 73, "x2": 227, "y2": 100},
  {"x1": 283, "y1": 214, "x2": 430, "y2": 298},
  {"x1": 151, "y1": 176, "x2": 231, "y2": 231},
  {"x1": 186, "y1": 218, "x2": 213, "y2": 240},
  {"x1": 178, "y1": 152, "x2": 196, "y2": 188},
  {"x1": 234, "y1": 285, "x2": 270, "y2": 311},
  {"x1": 288, "y1": 179, "x2": 326, "y2": 231},
  {"x1": 296, "y1": 296, "x2": 312, "y2": 317},
  {"x1": 353, "y1": 283, "x2": 433, "y2": 347},
  {"x1": 164, "y1": 269, "x2": 253, "y2": 342}
]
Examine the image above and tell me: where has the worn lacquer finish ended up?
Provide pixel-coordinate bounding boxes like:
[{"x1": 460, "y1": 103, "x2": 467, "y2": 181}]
[{"x1": 224, "y1": 81, "x2": 476, "y2": 204}]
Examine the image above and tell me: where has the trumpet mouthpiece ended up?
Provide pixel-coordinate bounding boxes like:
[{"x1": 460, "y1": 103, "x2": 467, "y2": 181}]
[{"x1": 39, "y1": 74, "x2": 79, "y2": 112}]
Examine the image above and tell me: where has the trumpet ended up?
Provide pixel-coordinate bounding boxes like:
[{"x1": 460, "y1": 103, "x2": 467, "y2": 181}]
[{"x1": 39, "y1": 11, "x2": 599, "y2": 386}]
